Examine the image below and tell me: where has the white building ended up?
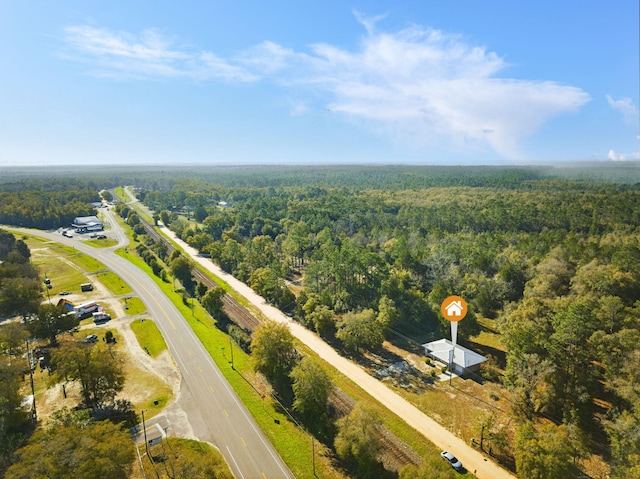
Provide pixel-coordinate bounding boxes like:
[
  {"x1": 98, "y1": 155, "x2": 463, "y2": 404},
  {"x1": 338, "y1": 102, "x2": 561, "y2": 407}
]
[
  {"x1": 72, "y1": 215, "x2": 104, "y2": 232},
  {"x1": 422, "y1": 339, "x2": 487, "y2": 375}
]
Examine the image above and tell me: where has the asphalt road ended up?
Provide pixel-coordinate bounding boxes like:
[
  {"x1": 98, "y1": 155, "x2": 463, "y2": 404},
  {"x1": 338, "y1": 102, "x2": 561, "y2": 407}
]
[{"x1": 12, "y1": 219, "x2": 295, "y2": 479}]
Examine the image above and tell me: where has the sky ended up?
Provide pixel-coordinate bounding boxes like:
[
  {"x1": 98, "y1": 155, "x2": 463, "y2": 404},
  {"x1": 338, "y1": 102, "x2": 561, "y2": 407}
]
[{"x1": 1, "y1": 1, "x2": 638, "y2": 167}]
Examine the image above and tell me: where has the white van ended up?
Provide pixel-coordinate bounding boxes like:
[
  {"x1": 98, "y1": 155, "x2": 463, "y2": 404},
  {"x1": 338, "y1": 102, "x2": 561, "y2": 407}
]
[{"x1": 92, "y1": 311, "x2": 111, "y2": 322}]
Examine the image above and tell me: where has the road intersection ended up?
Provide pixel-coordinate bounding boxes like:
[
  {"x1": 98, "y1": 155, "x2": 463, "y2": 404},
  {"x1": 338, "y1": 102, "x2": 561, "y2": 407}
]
[{"x1": 12, "y1": 216, "x2": 294, "y2": 479}]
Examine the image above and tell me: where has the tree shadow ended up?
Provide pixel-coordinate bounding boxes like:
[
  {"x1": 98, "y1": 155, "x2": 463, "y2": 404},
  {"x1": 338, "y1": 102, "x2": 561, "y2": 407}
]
[{"x1": 462, "y1": 338, "x2": 506, "y2": 369}]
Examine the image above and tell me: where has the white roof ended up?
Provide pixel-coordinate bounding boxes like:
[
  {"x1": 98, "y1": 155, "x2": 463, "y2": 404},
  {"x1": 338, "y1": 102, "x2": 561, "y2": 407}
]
[
  {"x1": 422, "y1": 339, "x2": 487, "y2": 369},
  {"x1": 73, "y1": 215, "x2": 103, "y2": 225}
]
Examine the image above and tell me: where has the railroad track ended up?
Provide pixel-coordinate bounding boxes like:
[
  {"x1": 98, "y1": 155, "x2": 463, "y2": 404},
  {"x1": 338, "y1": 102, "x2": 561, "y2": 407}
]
[
  {"x1": 328, "y1": 388, "x2": 419, "y2": 469},
  {"x1": 140, "y1": 218, "x2": 261, "y2": 332},
  {"x1": 221, "y1": 295, "x2": 261, "y2": 332},
  {"x1": 328, "y1": 388, "x2": 355, "y2": 418},
  {"x1": 378, "y1": 427, "x2": 422, "y2": 469}
]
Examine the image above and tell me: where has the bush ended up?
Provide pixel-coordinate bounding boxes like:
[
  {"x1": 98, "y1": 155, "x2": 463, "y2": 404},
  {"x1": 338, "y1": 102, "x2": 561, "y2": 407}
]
[{"x1": 228, "y1": 324, "x2": 251, "y2": 352}]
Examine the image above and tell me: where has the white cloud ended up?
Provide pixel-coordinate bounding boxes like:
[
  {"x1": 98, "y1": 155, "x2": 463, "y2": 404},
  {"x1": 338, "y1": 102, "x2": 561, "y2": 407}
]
[
  {"x1": 608, "y1": 149, "x2": 625, "y2": 161},
  {"x1": 267, "y1": 24, "x2": 591, "y2": 159},
  {"x1": 62, "y1": 25, "x2": 256, "y2": 81},
  {"x1": 609, "y1": 149, "x2": 640, "y2": 161},
  {"x1": 606, "y1": 95, "x2": 639, "y2": 125},
  {"x1": 353, "y1": 10, "x2": 387, "y2": 36},
  {"x1": 62, "y1": 19, "x2": 591, "y2": 159}
]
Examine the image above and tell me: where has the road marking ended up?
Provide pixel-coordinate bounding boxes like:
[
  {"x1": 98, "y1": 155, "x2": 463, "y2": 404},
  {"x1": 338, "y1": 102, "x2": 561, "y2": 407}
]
[
  {"x1": 226, "y1": 446, "x2": 245, "y2": 479},
  {"x1": 209, "y1": 385, "x2": 215, "y2": 394},
  {"x1": 224, "y1": 409, "x2": 229, "y2": 417},
  {"x1": 241, "y1": 436, "x2": 247, "y2": 446},
  {"x1": 122, "y1": 272, "x2": 176, "y2": 330},
  {"x1": 262, "y1": 473, "x2": 267, "y2": 479}
]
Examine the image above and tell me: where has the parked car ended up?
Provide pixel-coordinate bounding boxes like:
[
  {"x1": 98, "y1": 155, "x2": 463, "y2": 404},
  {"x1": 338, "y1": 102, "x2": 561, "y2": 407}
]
[
  {"x1": 59, "y1": 291, "x2": 71, "y2": 296},
  {"x1": 440, "y1": 451, "x2": 463, "y2": 471},
  {"x1": 82, "y1": 334, "x2": 98, "y2": 343}
]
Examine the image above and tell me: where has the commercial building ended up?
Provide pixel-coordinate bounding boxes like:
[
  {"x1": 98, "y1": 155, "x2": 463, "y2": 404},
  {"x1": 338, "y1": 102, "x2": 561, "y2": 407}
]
[{"x1": 72, "y1": 216, "x2": 104, "y2": 232}]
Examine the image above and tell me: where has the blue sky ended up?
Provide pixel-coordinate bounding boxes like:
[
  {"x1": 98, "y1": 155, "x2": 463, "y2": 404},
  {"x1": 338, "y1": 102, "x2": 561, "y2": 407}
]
[{"x1": 1, "y1": 1, "x2": 638, "y2": 166}]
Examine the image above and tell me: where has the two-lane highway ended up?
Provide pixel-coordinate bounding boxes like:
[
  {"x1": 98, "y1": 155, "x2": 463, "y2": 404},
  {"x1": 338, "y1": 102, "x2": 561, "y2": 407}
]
[{"x1": 13, "y1": 224, "x2": 294, "y2": 479}]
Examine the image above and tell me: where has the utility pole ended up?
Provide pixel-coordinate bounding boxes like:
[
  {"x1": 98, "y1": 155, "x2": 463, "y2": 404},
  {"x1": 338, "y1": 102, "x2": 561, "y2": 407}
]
[
  {"x1": 26, "y1": 340, "x2": 37, "y2": 422},
  {"x1": 228, "y1": 328, "x2": 235, "y2": 369},
  {"x1": 449, "y1": 347, "x2": 454, "y2": 386},
  {"x1": 142, "y1": 410, "x2": 149, "y2": 457},
  {"x1": 312, "y1": 436, "x2": 316, "y2": 477}
]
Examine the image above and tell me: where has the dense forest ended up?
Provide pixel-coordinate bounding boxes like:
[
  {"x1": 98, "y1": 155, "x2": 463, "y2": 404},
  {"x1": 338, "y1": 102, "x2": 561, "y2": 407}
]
[
  {"x1": 0, "y1": 179, "x2": 100, "y2": 229},
  {"x1": 1, "y1": 164, "x2": 639, "y2": 478},
  {"x1": 137, "y1": 167, "x2": 640, "y2": 479}
]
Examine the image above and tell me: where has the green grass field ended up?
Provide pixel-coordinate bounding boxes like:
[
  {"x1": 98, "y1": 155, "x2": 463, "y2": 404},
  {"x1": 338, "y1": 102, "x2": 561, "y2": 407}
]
[
  {"x1": 95, "y1": 271, "x2": 133, "y2": 295},
  {"x1": 123, "y1": 296, "x2": 146, "y2": 315},
  {"x1": 130, "y1": 319, "x2": 167, "y2": 358},
  {"x1": 21, "y1": 236, "x2": 96, "y2": 295},
  {"x1": 85, "y1": 237, "x2": 118, "y2": 248}
]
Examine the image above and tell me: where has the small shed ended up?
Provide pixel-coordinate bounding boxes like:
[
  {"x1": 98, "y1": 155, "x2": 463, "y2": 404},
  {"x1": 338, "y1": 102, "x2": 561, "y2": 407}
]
[{"x1": 422, "y1": 339, "x2": 487, "y2": 375}]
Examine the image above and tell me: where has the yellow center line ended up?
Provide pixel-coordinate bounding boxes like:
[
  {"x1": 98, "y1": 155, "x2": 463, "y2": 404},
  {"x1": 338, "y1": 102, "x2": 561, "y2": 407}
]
[
  {"x1": 240, "y1": 437, "x2": 247, "y2": 446},
  {"x1": 209, "y1": 385, "x2": 215, "y2": 394},
  {"x1": 224, "y1": 409, "x2": 229, "y2": 417}
]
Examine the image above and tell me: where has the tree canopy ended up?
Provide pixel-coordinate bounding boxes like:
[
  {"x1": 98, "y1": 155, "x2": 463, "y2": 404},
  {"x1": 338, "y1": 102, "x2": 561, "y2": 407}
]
[
  {"x1": 5, "y1": 420, "x2": 135, "y2": 479},
  {"x1": 53, "y1": 341, "x2": 125, "y2": 409},
  {"x1": 27, "y1": 303, "x2": 79, "y2": 345},
  {"x1": 250, "y1": 321, "x2": 299, "y2": 400}
]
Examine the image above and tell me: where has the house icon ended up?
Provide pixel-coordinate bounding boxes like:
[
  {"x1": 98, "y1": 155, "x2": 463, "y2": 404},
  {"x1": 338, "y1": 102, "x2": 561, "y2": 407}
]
[{"x1": 445, "y1": 300, "x2": 463, "y2": 317}]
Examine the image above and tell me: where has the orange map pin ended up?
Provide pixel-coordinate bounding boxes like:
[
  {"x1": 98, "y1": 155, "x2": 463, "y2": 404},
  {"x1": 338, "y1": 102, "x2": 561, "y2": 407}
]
[{"x1": 441, "y1": 296, "x2": 467, "y2": 322}]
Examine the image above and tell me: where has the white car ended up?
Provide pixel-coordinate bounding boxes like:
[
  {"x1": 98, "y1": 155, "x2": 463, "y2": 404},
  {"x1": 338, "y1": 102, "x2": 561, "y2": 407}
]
[{"x1": 440, "y1": 451, "x2": 463, "y2": 471}]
